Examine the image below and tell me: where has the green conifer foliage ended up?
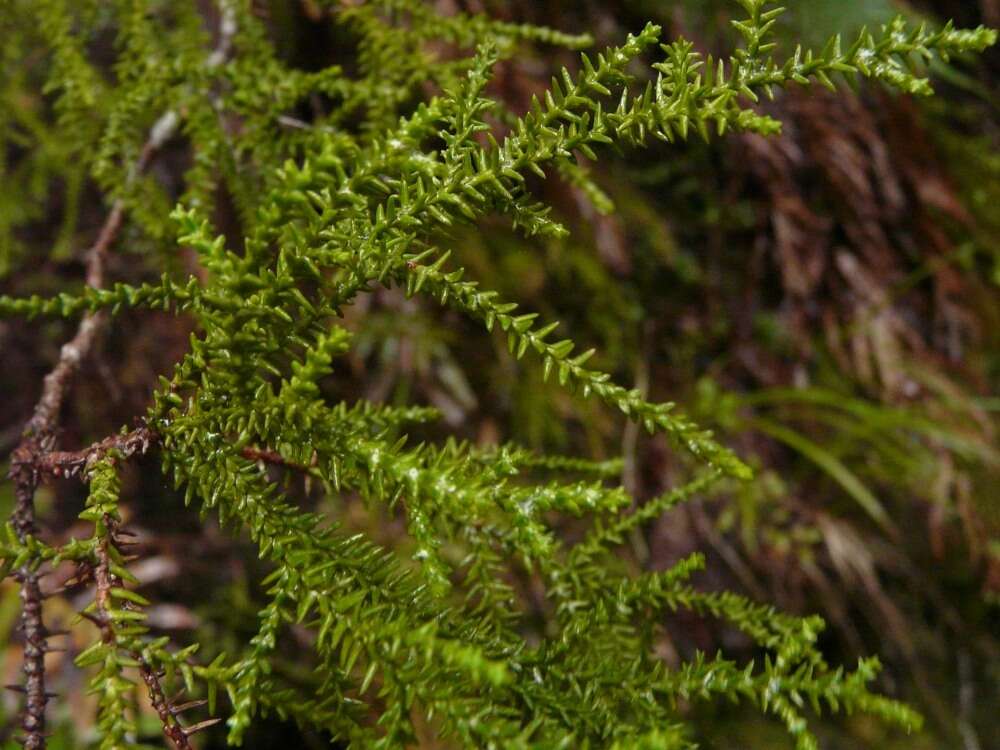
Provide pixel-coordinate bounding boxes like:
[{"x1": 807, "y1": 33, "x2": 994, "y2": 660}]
[{"x1": 0, "y1": 1, "x2": 995, "y2": 747}]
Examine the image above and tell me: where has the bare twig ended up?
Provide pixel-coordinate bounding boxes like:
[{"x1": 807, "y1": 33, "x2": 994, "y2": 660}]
[
  {"x1": 10, "y1": 548, "x2": 46, "y2": 750},
  {"x1": 138, "y1": 666, "x2": 200, "y2": 750},
  {"x1": 33, "y1": 428, "x2": 159, "y2": 483}
]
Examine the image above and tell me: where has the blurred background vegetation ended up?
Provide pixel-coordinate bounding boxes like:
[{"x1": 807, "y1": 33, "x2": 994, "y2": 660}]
[{"x1": 1, "y1": 0, "x2": 998, "y2": 747}]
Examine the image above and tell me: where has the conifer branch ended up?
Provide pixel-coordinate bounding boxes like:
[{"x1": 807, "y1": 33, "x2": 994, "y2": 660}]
[{"x1": 0, "y1": 1, "x2": 995, "y2": 746}]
